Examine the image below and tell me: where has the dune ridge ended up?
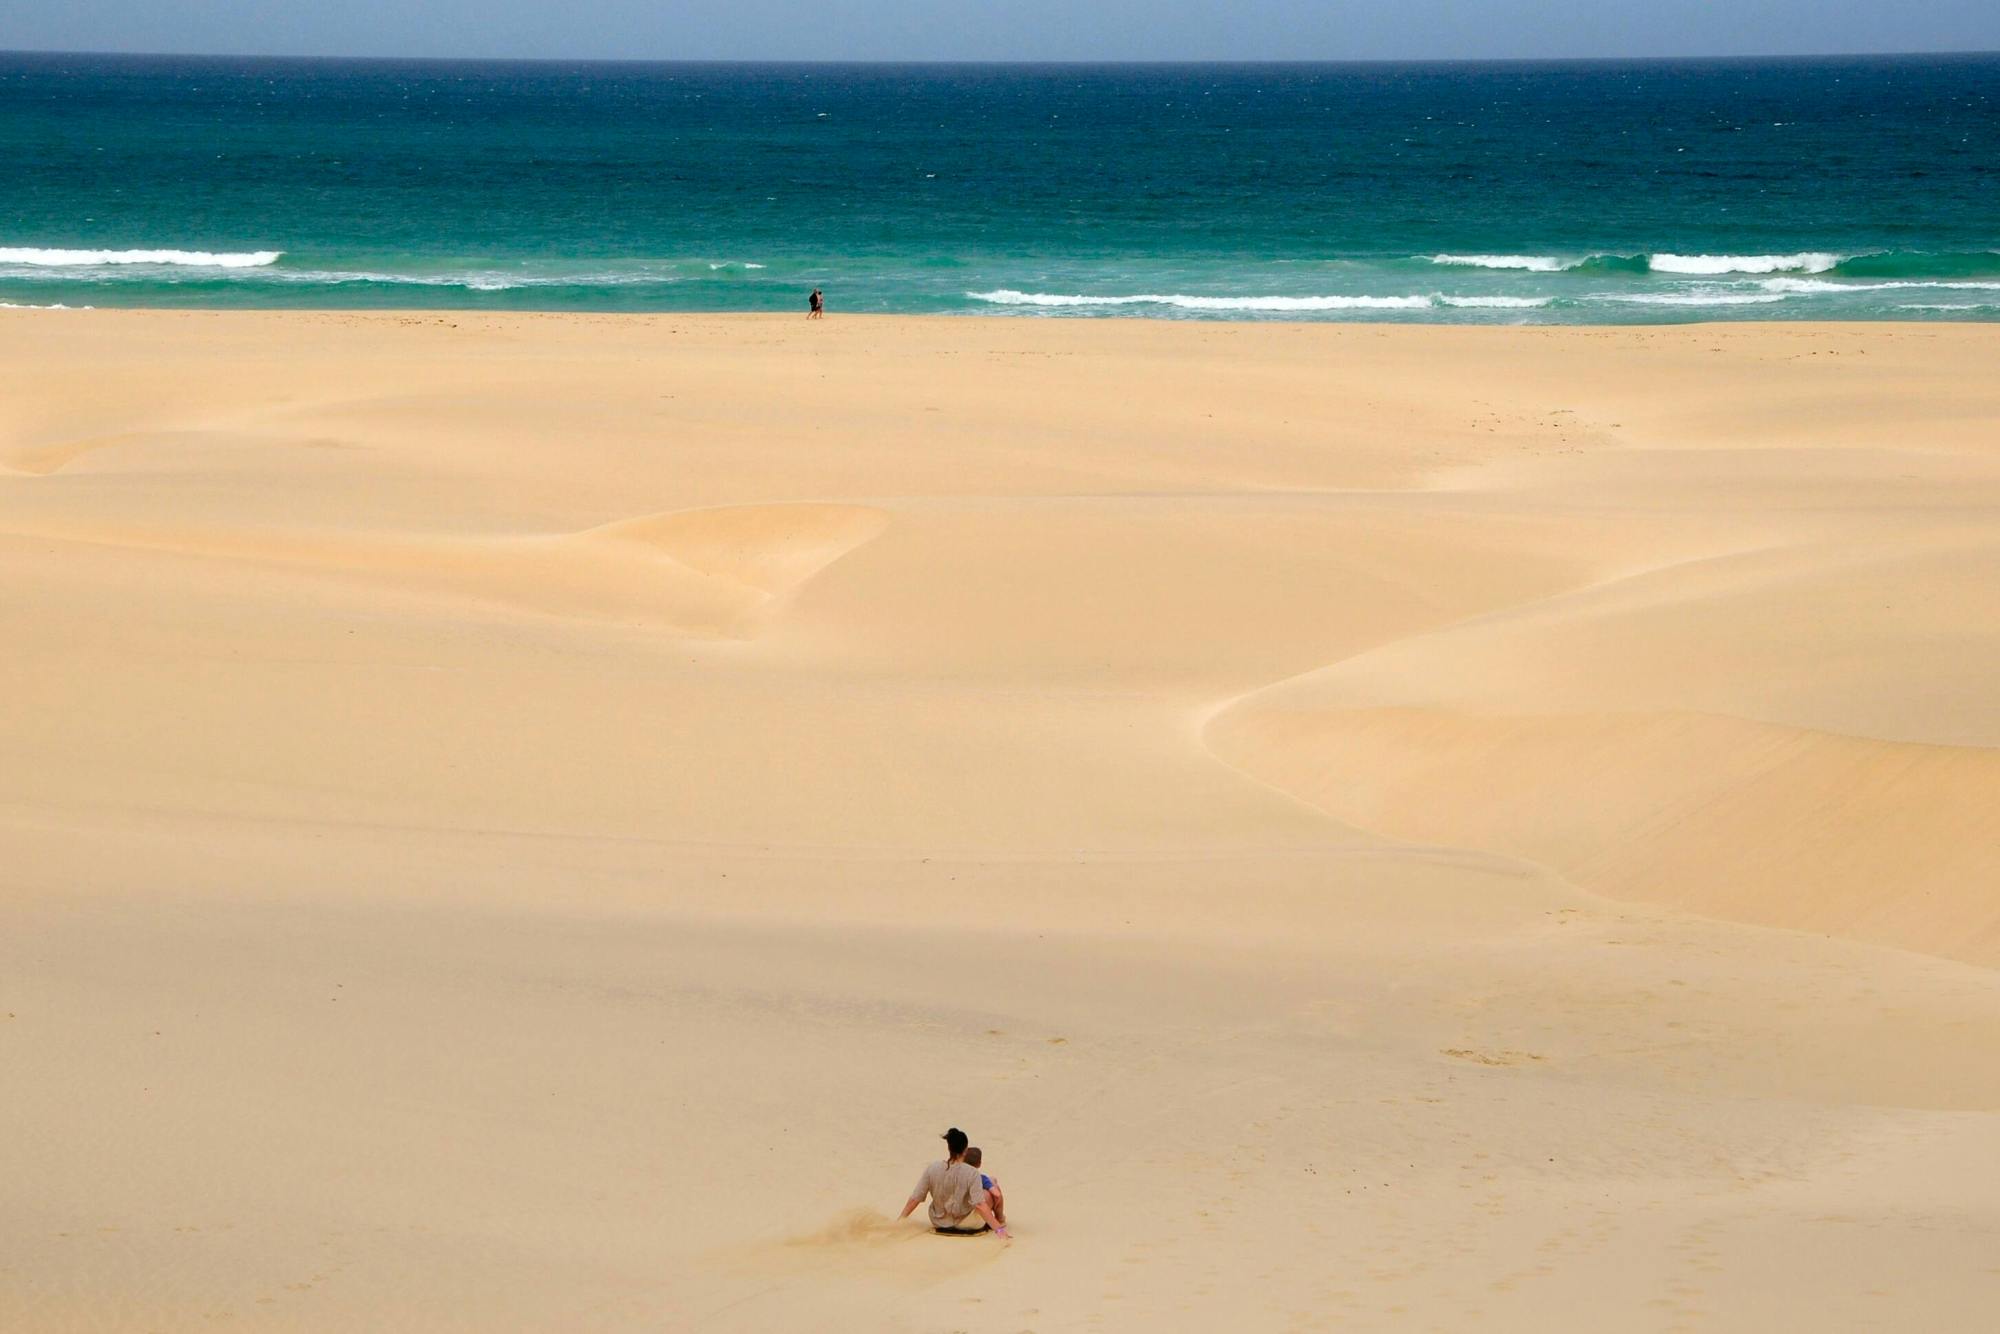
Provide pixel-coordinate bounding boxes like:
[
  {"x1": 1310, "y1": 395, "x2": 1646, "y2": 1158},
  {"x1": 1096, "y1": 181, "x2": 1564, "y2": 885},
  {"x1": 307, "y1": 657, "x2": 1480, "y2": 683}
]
[
  {"x1": 3, "y1": 501, "x2": 887, "y2": 637},
  {"x1": 1203, "y1": 522, "x2": 2000, "y2": 963}
]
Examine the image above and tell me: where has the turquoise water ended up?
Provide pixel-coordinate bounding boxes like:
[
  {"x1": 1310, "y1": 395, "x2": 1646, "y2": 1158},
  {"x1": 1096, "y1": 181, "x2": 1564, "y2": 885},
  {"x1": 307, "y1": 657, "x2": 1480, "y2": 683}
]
[{"x1": 2, "y1": 52, "x2": 1996, "y2": 321}]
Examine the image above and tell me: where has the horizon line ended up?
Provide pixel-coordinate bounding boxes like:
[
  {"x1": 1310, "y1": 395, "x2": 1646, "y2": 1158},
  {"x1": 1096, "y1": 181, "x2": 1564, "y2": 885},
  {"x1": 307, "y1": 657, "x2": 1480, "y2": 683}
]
[{"x1": 5, "y1": 47, "x2": 1998, "y2": 67}]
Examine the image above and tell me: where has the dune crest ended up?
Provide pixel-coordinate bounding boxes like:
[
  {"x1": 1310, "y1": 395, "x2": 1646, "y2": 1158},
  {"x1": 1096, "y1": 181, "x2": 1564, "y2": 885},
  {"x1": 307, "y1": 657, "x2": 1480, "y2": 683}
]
[
  {"x1": 1209, "y1": 702, "x2": 2000, "y2": 964},
  {"x1": 2, "y1": 431, "x2": 144, "y2": 476},
  {"x1": 589, "y1": 501, "x2": 890, "y2": 600},
  {"x1": 1, "y1": 502, "x2": 888, "y2": 639},
  {"x1": 1203, "y1": 514, "x2": 2000, "y2": 962}
]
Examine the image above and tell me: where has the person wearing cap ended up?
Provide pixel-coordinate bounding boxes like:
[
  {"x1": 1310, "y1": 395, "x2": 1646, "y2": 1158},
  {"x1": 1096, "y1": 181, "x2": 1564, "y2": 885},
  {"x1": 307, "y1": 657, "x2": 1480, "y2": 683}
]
[{"x1": 898, "y1": 1128, "x2": 1008, "y2": 1237}]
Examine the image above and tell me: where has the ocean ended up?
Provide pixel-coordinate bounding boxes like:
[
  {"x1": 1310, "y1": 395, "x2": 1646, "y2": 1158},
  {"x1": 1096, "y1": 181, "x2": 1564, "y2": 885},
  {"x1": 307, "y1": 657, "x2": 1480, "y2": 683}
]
[{"x1": 2, "y1": 51, "x2": 1996, "y2": 321}]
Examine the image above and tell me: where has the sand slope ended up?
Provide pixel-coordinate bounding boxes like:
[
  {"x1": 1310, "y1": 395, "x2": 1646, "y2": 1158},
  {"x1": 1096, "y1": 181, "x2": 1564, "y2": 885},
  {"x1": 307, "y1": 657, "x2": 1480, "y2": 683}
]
[{"x1": 2, "y1": 312, "x2": 1998, "y2": 1332}]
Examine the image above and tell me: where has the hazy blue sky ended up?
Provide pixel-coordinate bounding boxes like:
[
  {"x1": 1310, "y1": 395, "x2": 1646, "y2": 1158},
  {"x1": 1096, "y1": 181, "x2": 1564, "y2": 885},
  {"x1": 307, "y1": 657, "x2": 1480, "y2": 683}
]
[{"x1": 5, "y1": 0, "x2": 1997, "y2": 62}]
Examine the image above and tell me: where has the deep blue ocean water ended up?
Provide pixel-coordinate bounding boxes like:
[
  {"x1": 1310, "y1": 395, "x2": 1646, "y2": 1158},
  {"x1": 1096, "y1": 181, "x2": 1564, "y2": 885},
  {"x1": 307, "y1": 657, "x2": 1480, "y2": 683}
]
[{"x1": 2, "y1": 52, "x2": 1995, "y2": 321}]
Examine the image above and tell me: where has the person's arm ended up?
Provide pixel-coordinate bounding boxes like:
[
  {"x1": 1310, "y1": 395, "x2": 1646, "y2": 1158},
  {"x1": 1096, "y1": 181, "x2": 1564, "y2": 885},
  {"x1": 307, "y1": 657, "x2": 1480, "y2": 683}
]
[
  {"x1": 899, "y1": 1168, "x2": 931, "y2": 1220},
  {"x1": 974, "y1": 1198, "x2": 1008, "y2": 1237}
]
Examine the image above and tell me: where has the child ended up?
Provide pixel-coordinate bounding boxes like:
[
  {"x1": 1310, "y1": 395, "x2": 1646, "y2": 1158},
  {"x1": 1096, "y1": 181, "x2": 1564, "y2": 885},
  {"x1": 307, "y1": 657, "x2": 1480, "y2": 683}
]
[{"x1": 963, "y1": 1147, "x2": 1006, "y2": 1227}]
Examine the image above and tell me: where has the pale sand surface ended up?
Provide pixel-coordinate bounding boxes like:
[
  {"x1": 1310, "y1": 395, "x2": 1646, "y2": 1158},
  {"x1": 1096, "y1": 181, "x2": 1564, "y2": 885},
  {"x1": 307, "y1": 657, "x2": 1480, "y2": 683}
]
[{"x1": 3, "y1": 311, "x2": 1998, "y2": 1331}]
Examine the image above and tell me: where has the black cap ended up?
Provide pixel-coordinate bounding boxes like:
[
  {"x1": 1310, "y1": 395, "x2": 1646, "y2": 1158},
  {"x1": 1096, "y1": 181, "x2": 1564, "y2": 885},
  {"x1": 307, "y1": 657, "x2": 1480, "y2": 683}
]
[{"x1": 942, "y1": 1127, "x2": 968, "y2": 1155}]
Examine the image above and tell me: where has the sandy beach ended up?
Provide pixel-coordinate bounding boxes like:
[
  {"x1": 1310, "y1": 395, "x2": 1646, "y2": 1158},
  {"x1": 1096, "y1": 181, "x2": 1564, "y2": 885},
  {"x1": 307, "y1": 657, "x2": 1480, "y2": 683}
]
[{"x1": 3, "y1": 309, "x2": 1998, "y2": 1332}]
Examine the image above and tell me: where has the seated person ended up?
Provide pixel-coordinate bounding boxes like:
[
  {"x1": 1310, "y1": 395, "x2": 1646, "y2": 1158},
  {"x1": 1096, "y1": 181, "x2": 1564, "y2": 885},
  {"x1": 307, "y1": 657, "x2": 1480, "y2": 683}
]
[
  {"x1": 898, "y1": 1127, "x2": 1007, "y2": 1237},
  {"x1": 964, "y1": 1146, "x2": 1006, "y2": 1227}
]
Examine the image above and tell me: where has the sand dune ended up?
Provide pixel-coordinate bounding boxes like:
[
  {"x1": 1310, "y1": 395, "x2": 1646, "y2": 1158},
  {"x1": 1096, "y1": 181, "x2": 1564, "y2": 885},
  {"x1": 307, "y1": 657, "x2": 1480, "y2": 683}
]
[
  {"x1": 3, "y1": 311, "x2": 1998, "y2": 1332},
  {"x1": 4, "y1": 501, "x2": 886, "y2": 636},
  {"x1": 1206, "y1": 529, "x2": 2000, "y2": 963}
]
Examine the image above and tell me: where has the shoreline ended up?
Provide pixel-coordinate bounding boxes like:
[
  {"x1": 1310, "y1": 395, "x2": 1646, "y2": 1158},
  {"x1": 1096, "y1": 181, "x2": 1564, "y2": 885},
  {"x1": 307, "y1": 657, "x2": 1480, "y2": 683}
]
[{"x1": 7, "y1": 304, "x2": 2000, "y2": 327}]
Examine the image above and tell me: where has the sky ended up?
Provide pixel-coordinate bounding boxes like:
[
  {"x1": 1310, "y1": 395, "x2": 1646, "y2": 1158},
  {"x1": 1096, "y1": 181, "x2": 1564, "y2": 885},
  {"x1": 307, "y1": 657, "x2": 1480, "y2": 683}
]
[{"x1": 4, "y1": 0, "x2": 1997, "y2": 62}]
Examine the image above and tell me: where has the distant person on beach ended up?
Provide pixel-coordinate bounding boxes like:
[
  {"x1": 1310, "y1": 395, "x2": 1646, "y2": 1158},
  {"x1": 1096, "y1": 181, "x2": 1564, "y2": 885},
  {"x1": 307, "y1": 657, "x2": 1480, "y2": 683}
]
[
  {"x1": 808, "y1": 288, "x2": 824, "y2": 318},
  {"x1": 899, "y1": 1127, "x2": 1008, "y2": 1237},
  {"x1": 964, "y1": 1146, "x2": 1006, "y2": 1228}
]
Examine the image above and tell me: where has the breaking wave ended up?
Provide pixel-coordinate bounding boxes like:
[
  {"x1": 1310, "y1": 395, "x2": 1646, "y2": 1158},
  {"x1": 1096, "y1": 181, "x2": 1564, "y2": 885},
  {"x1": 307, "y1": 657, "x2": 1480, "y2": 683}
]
[
  {"x1": 1649, "y1": 252, "x2": 1841, "y2": 275},
  {"x1": 1759, "y1": 276, "x2": 2000, "y2": 295},
  {"x1": 1436, "y1": 295, "x2": 1553, "y2": 309},
  {"x1": 1428, "y1": 249, "x2": 1999, "y2": 280},
  {"x1": 0, "y1": 247, "x2": 282, "y2": 268},
  {"x1": 1593, "y1": 292, "x2": 1788, "y2": 306},
  {"x1": 968, "y1": 290, "x2": 1432, "y2": 311},
  {"x1": 969, "y1": 290, "x2": 1553, "y2": 312},
  {"x1": 1431, "y1": 251, "x2": 1833, "y2": 275},
  {"x1": 1430, "y1": 254, "x2": 1569, "y2": 272}
]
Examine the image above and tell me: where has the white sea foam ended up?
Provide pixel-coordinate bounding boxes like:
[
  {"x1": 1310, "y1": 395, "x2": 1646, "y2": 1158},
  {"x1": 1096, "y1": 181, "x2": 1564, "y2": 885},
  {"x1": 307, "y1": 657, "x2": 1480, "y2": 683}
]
[
  {"x1": 1760, "y1": 277, "x2": 2000, "y2": 294},
  {"x1": 262, "y1": 269, "x2": 687, "y2": 290},
  {"x1": 1431, "y1": 254, "x2": 1568, "y2": 271},
  {"x1": 1595, "y1": 292, "x2": 1787, "y2": 306},
  {"x1": 1436, "y1": 295, "x2": 1553, "y2": 308},
  {"x1": 0, "y1": 301, "x2": 84, "y2": 309},
  {"x1": 1759, "y1": 277, "x2": 1866, "y2": 294},
  {"x1": 1434, "y1": 251, "x2": 1850, "y2": 277},
  {"x1": 0, "y1": 247, "x2": 281, "y2": 268},
  {"x1": 970, "y1": 290, "x2": 1554, "y2": 312},
  {"x1": 254, "y1": 269, "x2": 524, "y2": 289},
  {"x1": 1649, "y1": 252, "x2": 1839, "y2": 275},
  {"x1": 968, "y1": 290, "x2": 1432, "y2": 311}
]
